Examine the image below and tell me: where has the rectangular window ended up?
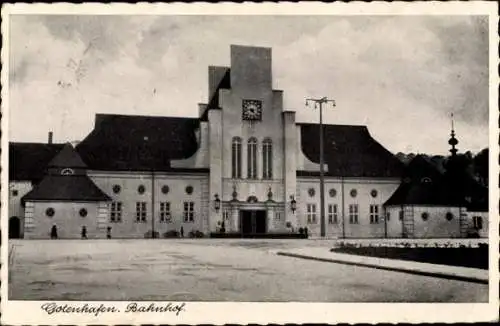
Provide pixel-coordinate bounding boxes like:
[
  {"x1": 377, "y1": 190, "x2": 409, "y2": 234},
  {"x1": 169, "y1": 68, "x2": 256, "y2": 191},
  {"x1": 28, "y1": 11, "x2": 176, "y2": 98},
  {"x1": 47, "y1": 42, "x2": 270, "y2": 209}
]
[
  {"x1": 275, "y1": 209, "x2": 283, "y2": 222},
  {"x1": 328, "y1": 204, "x2": 338, "y2": 224},
  {"x1": 183, "y1": 201, "x2": 195, "y2": 222},
  {"x1": 159, "y1": 202, "x2": 171, "y2": 223},
  {"x1": 473, "y1": 216, "x2": 483, "y2": 230},
  {"x1": 135, "y1": 202, "x2": 147, "y2": 222},
  {"x1": 370, "y1": 205, "x2": 379, "y2": 224},
  {"x1": 223, "y1": 208, "x2": 230, "y2": 221},
  {"x1": 110, "y1": 201, "x2": 123, "y2": 222},
  {"x1": 349, "y1": 204, "x2": 359, "y2": 224},
  {"x1": 307, "y1": 204, "x2": 317, "y2": 224}
]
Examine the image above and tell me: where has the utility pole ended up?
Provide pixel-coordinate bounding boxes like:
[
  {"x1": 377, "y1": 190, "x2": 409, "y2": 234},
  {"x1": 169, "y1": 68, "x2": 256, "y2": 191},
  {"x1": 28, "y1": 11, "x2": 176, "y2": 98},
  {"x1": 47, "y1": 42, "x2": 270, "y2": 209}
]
[{"x1": 306, "y1": 97, "x2": 336, "y2": 238}]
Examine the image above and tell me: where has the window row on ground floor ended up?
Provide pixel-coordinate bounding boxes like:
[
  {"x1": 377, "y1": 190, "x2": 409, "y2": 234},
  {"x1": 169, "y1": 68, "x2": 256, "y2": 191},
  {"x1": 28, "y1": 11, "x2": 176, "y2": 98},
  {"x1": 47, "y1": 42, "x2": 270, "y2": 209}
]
[{"x1": 304, "y1": 204, "x2": 475, "y2": 226}]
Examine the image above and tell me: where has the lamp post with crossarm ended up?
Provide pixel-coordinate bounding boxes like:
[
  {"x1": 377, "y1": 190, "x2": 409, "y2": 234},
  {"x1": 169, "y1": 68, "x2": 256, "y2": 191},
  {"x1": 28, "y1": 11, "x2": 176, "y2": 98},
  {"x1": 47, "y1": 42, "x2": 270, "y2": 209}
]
[{"x1": 306, "y1": 97, "x2": 336, "y2": 238}]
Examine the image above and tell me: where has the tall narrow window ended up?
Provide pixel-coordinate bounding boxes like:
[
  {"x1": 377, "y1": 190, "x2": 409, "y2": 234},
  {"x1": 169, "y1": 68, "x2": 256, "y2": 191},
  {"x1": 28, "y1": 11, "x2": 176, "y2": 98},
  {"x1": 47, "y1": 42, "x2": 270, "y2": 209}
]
[
  {"x1": 159, "y1": 202, "x2": 171, "y2": 223},
  {"x1": 370, "y1": 205, "x2": 379, "y2": 224},
  {"x1": 232, "y1": 137, "x2": 242, "y2": 178},
  {"x1": 328, "y1": 204, "x2": 338, "y2": 224},
  {"x1": 136, "y1": 202, "x2": 147, "y2": 222},
  {"x1": 110, "y1": 201, "x2": 123, "y2": 222},
  {"x1": 473, "y1": 216, "x2": 483, "y2": 230},
  {"x1": 222, "y1": 208, "x2": 230, "y2": 221},
  {"x1": 307, "y1": 204, "x2": 317, "y2": 224},
  {"x1": 247, "y1": 137, "x2": 258, "y2": 179},
  {"x1": 183, "y1": 202, "x2": 195, "y2": 222},
  {"x1": 349, "y1": 204, "x2": 359, "y2": 224},
  {"x1": 262, "y1": 138, "x2": 273, "y2": 179}
]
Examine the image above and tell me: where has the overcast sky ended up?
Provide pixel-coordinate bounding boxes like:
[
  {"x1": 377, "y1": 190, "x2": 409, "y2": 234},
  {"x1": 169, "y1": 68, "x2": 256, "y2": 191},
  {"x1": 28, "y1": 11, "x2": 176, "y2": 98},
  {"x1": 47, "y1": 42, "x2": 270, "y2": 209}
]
[{"x1": 9, "y1": 15, "x2": 489, "y2": 155}]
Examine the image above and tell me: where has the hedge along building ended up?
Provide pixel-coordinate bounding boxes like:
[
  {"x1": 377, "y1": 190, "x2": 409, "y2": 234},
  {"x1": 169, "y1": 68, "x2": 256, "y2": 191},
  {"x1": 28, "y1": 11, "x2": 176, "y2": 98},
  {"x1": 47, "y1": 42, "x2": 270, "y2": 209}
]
[{"x1": 9, "y1": 44, "x2": 488, "y2": 239}]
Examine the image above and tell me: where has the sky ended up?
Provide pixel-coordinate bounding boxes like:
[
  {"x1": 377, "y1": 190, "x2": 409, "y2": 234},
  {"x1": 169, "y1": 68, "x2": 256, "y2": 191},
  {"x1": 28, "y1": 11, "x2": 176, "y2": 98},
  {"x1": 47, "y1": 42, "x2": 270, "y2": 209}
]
[{"x1": 8, "y1": 15, "x2": 489, "y2": 155}]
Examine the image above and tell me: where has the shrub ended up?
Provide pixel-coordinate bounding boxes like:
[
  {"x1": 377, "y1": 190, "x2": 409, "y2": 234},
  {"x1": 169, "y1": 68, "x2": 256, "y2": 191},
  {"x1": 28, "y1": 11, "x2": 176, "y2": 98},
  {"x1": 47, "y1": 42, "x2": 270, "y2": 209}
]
[
  {"x1": 144, "y1": 231, "x2": 160, "y2": 239},
  {"x1": 466, "y1": 231, "x2": 480, "y2": 238},
  {"x1": 189, "y1": 230, "x2": 205, "y2": 238},
  {"x1": 298, "y1": 227, "x2": 304, "y2": 234},
  {"x1": 163, "y1": 230, "x2": 180, "y2": 238}
]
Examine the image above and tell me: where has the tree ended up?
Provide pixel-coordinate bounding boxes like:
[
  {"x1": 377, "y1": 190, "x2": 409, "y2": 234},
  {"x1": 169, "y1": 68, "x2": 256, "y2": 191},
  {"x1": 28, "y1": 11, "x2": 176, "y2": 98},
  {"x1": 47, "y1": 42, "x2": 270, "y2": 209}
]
[{"x1": 473, "y1": 148, "x2": 489, "y2": 186}]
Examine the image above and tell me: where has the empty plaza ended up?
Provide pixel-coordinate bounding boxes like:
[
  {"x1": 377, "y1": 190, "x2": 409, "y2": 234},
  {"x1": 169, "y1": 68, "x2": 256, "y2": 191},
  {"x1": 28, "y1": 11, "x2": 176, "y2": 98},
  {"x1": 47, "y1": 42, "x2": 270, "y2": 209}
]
[{"x1": 8, "y1": 239, "x2": 488, "y2": 302}]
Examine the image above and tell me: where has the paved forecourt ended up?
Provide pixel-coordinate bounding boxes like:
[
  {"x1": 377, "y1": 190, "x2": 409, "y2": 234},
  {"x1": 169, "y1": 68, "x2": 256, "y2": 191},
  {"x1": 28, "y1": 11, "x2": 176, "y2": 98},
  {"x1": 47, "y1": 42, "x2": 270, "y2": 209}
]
[{"x1": 8, "y1": 239, "x2": 488, "y2": 302}]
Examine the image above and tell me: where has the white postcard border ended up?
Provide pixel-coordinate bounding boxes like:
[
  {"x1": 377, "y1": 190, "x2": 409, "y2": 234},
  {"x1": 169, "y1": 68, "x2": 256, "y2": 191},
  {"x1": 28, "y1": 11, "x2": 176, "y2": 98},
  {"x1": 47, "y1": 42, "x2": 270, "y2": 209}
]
[{"x1": 1, "y1": 2, "x2": 499, "y2": 324}]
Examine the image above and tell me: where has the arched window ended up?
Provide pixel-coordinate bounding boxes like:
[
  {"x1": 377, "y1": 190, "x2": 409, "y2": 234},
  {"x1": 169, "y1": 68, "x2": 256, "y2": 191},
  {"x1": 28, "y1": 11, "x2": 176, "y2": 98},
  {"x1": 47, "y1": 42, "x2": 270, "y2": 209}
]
[
  {"x1": 247, "y1": 137, "x2": 258, "y2": 179},
  {"x1": 262, "y1": 138, "x2": 273, "y2": 179},
  {"x1": 61, "y1": 168, "x2": 74, "y2": 175},
  {"x1": 231, "y1": 137, "x2": 242, "y2": 178}
]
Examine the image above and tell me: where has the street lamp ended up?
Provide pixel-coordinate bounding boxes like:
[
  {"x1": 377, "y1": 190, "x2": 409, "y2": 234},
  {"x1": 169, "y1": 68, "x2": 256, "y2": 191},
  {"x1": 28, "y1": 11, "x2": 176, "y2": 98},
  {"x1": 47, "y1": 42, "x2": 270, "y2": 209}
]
[
  {"x1": 306, "y1": 97, "x2": 336, "y2": 238},
  {"x1": 214, "y1": 193, "x2": 221, "y2": 213},
  {"x1": 290, "y1": 195, "x2": 297, "y2": 214}
]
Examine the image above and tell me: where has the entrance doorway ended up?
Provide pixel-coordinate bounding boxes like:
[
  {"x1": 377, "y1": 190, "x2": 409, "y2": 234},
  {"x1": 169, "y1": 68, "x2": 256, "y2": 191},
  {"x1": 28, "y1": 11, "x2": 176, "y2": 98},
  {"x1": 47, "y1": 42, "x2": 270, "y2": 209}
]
[
  {"x1": 9, "y1": 217, "x2": 21, "y2": 239},
  {"x1": 240, "y1": 210, "x2": 267, "y2": 234}
]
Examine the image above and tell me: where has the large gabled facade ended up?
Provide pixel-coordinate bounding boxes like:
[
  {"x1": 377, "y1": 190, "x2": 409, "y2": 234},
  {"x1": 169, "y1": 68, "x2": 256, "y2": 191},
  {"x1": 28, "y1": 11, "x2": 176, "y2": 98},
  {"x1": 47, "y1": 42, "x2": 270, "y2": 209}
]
[{"x1": 8, "y1": 44, "x2": 488, "y2": 239}]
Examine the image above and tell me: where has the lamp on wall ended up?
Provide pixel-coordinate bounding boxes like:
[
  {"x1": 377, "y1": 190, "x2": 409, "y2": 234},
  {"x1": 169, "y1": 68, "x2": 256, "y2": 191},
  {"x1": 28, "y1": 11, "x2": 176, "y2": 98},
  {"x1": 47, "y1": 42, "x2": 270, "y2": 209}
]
[
  {"x1": 214, "y1": 194, "x2": 221, "y2": 213},
  {"x1": 290, "y1": 195, "x2": 297, "y2": 214}
]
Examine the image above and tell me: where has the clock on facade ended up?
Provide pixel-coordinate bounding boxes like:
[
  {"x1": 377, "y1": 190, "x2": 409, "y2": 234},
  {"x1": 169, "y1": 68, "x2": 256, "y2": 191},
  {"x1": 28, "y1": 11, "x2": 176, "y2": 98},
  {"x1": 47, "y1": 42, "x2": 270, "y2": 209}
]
[{"x1": 242, "y1": 99, "x2": 263, "y2": 121}]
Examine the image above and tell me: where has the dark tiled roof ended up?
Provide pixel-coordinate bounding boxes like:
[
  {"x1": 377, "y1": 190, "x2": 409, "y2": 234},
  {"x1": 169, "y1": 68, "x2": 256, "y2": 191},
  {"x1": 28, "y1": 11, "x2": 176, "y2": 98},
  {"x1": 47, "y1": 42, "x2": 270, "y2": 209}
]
[
  {"x1": 48, "y1": 143, "x2": 87, "y2": 168},
  {"x1": 299, "y1": 123, "x2": 404, "y2": 178},
  {"x1": 76, "y1": 114, "x2": 201, "y2": 172},
  {"x1": 9, "y1": 142, "x2": 64, "y2": 182},
  {"x1": 444, "y1": 161, "x2": 489, "y2": 212},
  {"x1": 22, "y1": 175, "x2": 111, "y2": 202},
  {"x1": 384, "y1": 155, "x2": 464, "y2": 207}
]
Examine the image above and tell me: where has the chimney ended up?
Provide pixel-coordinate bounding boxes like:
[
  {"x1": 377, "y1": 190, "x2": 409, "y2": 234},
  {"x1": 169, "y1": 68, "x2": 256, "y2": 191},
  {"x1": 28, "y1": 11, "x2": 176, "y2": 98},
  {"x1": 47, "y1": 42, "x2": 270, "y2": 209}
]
[{"x1": 48, "y1": 131, "x2": 53, "y2": 144}]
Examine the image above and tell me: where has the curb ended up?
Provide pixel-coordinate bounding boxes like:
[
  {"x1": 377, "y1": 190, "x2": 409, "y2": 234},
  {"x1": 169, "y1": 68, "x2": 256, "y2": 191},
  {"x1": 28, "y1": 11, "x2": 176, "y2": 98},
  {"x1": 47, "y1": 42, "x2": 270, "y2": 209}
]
[{"x1": 276, "y1": 251, "x2": 488, "y2": 284}]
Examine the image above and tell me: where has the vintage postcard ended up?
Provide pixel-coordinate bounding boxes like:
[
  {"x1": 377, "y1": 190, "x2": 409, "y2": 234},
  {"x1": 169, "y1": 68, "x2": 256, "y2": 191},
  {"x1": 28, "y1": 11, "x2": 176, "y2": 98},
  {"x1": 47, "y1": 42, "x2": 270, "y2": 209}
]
[{"x1": 1, "y1": 2, "x2": 499, "y2": 324}]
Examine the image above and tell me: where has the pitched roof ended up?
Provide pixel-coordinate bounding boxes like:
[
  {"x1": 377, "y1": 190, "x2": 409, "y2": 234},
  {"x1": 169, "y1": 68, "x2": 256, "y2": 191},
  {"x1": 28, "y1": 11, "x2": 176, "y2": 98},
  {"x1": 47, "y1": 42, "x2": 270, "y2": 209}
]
[
  {"x1": 48, "y1": 143, "x2": 87, "y2": 168},
  {"x1": 9, "y1": 142, "x2": 64, "y2": 182},
  {"x1": 76, "y1": 114, "x2": 201, "y2": 172},
  {"x1": 299, "y1": 123, "x2": 404, "y2": 178},
  {"x1": 384, "y1": 155, "x2": 464, "y2": 206},
  {"x1": 22, "y1": 175, "x2": 111, "y2": 202}
]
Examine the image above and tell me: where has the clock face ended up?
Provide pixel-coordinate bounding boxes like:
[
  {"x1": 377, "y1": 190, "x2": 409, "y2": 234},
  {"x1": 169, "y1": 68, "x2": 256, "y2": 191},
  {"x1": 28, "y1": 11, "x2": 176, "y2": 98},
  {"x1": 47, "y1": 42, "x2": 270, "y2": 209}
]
[{"x1": 242, "y1": 99, "x2": 262, "y2": 121}]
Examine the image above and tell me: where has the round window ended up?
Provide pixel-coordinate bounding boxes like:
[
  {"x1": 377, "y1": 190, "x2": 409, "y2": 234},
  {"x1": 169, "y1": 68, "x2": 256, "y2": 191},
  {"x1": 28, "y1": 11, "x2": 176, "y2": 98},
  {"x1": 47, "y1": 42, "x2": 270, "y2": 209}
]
[
  {"x1": 185, "y1": 185, "x2": 193, "y2": 195},
  {"x1": 79, "y1": 208, "x2": 88, "y2": 217},
  {"x1": 308, "y1": 188, "x2": 315, "y2": 197},
  {"x1": 370, "y1": 189, "x2": 378, "y2": 198},
  {"x1": 112, "y1": 185, "x2": 121, "y2": 194},
  {"x1": 350, "y1": 189, "x2": 357, "y2": 198},
  {"x1": 329, "y1": 188, "x2": 337, "y2": 198},
  {"x1": 162, "y1": 185, "x2": 170, "y2": 194},
  {"x1": 421, "y1": 212, "x2": 429, "y2": 221},
  {"x1": 138, "y1": 185, "x2": 145, "y2": 194},
  {"x1": 46, "y1": 208, "x2": 55, "y2": 217},
  {"x1": 446, "y1": 212, "x2": 454, "y2": 221}
]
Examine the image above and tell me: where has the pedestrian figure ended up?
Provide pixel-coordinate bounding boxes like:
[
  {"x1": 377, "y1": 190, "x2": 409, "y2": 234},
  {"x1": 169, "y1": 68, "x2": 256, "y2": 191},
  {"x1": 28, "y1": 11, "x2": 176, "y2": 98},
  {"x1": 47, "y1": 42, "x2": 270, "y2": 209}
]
[
  {"x1": 106, "y1": 227, "x2": 112, "y2": 239},
  {"x1": 180, "y1": 226, "x2": 184, "y2": 238},
  {"x1": 81, "y1": 226, "x2": 87, "y2": 239},
  {"x1": 50, "y1": 225, "x2": 58, "y2": 239}
]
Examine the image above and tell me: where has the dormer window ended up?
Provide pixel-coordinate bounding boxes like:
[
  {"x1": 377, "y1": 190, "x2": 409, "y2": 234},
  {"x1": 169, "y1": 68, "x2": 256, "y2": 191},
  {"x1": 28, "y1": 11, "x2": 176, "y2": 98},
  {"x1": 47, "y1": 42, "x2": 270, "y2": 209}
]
[{"x1": 61, "y1": 168, "x2": 75, "y2": 175}]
